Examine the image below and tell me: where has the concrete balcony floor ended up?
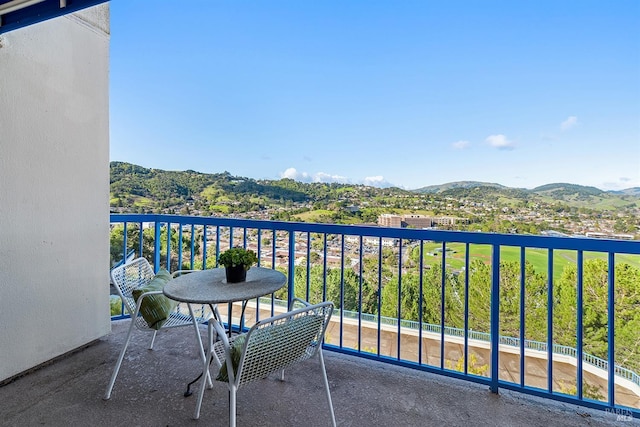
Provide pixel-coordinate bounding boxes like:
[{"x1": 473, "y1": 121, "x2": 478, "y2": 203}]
[{"x1": 1, "y1": 320, "x2": 636, "y2": 427}]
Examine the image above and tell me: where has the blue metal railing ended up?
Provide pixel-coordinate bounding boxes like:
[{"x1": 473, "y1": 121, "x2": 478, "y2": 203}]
[
  {"x1": 346, "y1": 310, "x2": 640, "y2": 388},
  {"x1": 110, "y1": 248, "x2": 135, "y2": 270},
  {"x1": 110, "y1": 213, "x2": 640, "y2": 417},
  {"x1": 249, "y1": 296, "x2": 640, "y2": 388}
]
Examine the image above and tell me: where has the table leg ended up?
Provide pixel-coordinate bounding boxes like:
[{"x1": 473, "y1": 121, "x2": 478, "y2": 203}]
[
  {"x1": 239, "y1": 300, "x2": 249, "y2": 332},
  {"x1": 227, "y1": 300, "x2": 250, "y2": 336},
  {"x1": 183, "y1": 304, "x2": 213, "y2": 397},
  {"x1": 185, "y1": 300, "x2": 249, "y2": 402},
  {"x1": 227, "y1": 302, "x2": 233, "y2": 336}
]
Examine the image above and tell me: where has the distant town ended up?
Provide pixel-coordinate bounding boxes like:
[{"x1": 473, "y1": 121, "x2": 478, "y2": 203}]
[{"x1": 110, "y1": 162, "x2": 640, "y2": 241}]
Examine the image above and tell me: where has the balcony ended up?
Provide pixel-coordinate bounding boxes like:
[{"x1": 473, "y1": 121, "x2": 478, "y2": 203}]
[
  {"x1": 0, "y1": 319, "x2": 631, "y2": 426},
  {"x1": 1, "y1": 212, "x2": 638, "y2": 424},
  {"x1": 2, "y1": 4, "x2": 638, "y2": 425},
  {"x1": 104, "y1": 213, "x2": 640, "y2": 421}
]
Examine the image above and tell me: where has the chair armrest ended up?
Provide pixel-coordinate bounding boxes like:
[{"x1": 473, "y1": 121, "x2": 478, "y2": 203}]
[
  {"x1": 289, "y1": 297, "x2": 311, "y2": 311},
  {"x1": 211, "y1": 318, "x2": 230, "y2": 348}
]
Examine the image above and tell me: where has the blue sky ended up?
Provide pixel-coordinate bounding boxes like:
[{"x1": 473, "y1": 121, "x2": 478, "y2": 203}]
[{"x1": 109, "y1": 1, "x2": 640, "y2": 191}]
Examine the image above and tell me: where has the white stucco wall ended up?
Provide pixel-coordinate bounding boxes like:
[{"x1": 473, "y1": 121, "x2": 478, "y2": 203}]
[{"x1": 0, "y1": 5, "x2": 110, "y2": 381}]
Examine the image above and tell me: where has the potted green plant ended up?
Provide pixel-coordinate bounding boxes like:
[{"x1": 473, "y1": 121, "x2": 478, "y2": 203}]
[{"x1": 218, "y1": 247, "x2": 258, "y2": 283}]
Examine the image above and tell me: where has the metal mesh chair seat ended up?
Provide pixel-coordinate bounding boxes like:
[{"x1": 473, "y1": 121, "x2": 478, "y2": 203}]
[
  {"x1": 104, "y1": 257, "x2": 212, "y2": 400},
  {"x1": 152, "y1": 306, "x2": 209, "y2": 328},
  {"x1": 196, "y1": 298, "x2": 336, "y2": 426}
]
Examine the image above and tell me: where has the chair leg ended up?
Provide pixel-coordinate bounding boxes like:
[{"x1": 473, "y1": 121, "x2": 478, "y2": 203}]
[
  {"x1": 194, "y1": 318, "x2": 214, "y2": 420},
  {"x1": 318, "y1": 348, "x2": 336, "y2": 427},
  {"x1": 104, "y1": 317, "x2": 137, "y2": 400},
  {"x1": 149, "y1": 330, "x2": 158, "y2": 350},
  {"x1": 229, "y1": 385, "x2": 237, "y2": 427}
]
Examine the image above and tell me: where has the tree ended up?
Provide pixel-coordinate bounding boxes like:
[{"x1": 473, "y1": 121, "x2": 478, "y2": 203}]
[
  {"x1": 380, "y1": 263, "x2": 462, "y2": 327},
  {"x1": 555, "y1": 259, "x2": 640, "y2": 372},
  {"x1": 109, "y1": 224, "x2": 154, "y2": 266}
]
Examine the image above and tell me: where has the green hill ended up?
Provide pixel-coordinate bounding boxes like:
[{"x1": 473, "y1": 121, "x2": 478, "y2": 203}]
[
  {"x1": 110, "y1": 162, "x2": 640, "y2": 217},
  {"x1": 110, "y1": 162, "x2": 411, "y2": 214},
  {"x1": 532, "y1": 182, "x2": 604, "y2": 197},
  {"x1": 413, "y1": 181, "x2": 507, "y2": 193},
  {"x1": 413, "y1": 181, "x2": 640, "y2": 211}
]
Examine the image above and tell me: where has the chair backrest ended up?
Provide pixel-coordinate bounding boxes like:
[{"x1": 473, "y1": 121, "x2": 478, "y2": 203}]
[
  {"x1": 110, "y1": 257, "x2": 155, "y2": 326},
  {"x1": 235, "y1": 301, "x2": 334, "y2": 388}
]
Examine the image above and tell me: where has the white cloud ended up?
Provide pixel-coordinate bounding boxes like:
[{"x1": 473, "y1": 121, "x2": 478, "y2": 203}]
[
  {"x1": 485, "y1": 134, "x2": 514, "y2": 150},
  {"x1": 560, "y1": 116, "x2": 578, "y2": 131},
  {"x1": 280, "y1": 167, "x2": 346, "y2": 184},
  {"x1": 280, "y1": 167, "x2": 311, "y2": 182},
  {"x1": 279, "y1": 168, "x2": 396, "y2": 188},
  {"x1": 601, "y1": 181, "x2": 623, "y2": 191},
  {"x1": 601, "y1": 176, "x2": 640, "y2": 191},
  {"x1": 280, "y1": 167, "x2": 298, "y2": 179},
  {"x1": 364, "y1": 175, "x2": 384, "y2": 184},
  {"x1": 452, "y1": 140, "x2": 470, "y2": 150},
  {"x1": 363, "y1": 176, "x2": 395, "y2": 188},
  {"x1": 315, "y1": 172, "x2": 348, "y2": 184}
]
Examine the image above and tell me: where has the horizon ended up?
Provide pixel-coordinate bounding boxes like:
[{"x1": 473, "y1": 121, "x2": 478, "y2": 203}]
[
  {"x1": 111, "y1": 160, "x2": 640, "y2": 193},
  {"x1": 109, "y1": 1, "x2": 640, "y2": 192}
]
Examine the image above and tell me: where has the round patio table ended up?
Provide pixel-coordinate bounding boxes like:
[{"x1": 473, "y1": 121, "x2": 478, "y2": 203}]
[{"x1": 164, "y1": 266, "x2": 286, "y2": 305}]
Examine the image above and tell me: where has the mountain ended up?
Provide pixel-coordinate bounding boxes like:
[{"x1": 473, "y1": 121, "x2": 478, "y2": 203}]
[
  {"x1": 610, "y1": 187, "x2": 640, "y2": 196},
  {"x1": 524, "y1": 182, "x2": 640, "y2": 209},
  {"x1": 109, "y1": 162, "x2": 410, "y2": 214},
  {"x1": 413, "y1": 181, "x2": 507, "y2": 194},
  {"x1": 410, "y1": 181, "x2": 639, "y2": 209},
  {"x1": 531, "y1": 183, "x2": 604, "y2": 197},
  {"x1": 439, "y1": 185, "x2": 531, "y2": 202},
  {"x1": 110, "y1": 162, "x2": 639, "y2": 215}
]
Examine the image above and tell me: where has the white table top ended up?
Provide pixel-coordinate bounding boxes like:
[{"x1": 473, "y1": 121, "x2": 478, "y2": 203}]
[{"x1": 163, "y1": 267, "x2": 286, "y2": 304}]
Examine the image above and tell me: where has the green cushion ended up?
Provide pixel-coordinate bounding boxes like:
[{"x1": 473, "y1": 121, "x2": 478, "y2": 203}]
[
  {"x1": 216, "y1": 334, "x2": 246, "y2": 382},
  {"x1": 216, "y1": 314, "x2": 323, "y2": 382},
  {"x1": 132, "y1": 269, "x2": 177, "y2": 330}
]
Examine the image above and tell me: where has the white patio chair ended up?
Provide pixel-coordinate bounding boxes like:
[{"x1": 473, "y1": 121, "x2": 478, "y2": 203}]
[
  {"x1": 195, "y1": 298, "x2": 336, "y2": 427},
  {"x1": 104, "y1": 257, "x2": 213, "y2": 400}
]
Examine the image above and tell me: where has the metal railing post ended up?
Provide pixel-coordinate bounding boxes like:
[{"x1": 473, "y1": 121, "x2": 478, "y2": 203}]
[
  {"x1": 153, "y1": 220, "x2": 161, "y2": 273},
  {"x1": 608, "y1": 252, "x2": 615, "y2": 407},
  {"x1": 547, "y1": 250, "x2": 554, "y2": 393},
  {"x1": 490, "y1": 244, "x2": 500, "y2": 393},
  {"x1": 288, "y1": 230, "x2": 296, "y2": 307}
]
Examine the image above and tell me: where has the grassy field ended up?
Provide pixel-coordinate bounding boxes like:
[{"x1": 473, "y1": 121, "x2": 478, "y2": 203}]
[
  {"x1": 536, "y1": 194, "x2": 640, "y2": 210},
  {"x1": 132, "y1": 196, "x2": 154, "y2": 207},
  {"x1": 110, "y1": 194, "x2": 154, "y2": 207},
  {"x1": 211, "y1": 204, "x2": 231, "y2": 214},
  {"x1": 293, "y1": 209, "x2": 334, "y2": 222},
  {"x1": 418, "y1": 242, "x2": 640, "y2": 280},
  {"x1": 496, "y1": 196, "x2": 523, "y2": 207},
  {"x1": 387, "y1": 208, "x2": 435, "y2": 216}
]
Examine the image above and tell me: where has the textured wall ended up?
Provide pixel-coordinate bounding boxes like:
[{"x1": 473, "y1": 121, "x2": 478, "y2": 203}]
[{"x1": 0, "y1": 5, "x2": 110, "y2": 381}]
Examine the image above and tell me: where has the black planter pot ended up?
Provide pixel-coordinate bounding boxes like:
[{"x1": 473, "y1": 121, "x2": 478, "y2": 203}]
[{"x1": 225, "y1": 265, "x2": 247, "y2": 283}]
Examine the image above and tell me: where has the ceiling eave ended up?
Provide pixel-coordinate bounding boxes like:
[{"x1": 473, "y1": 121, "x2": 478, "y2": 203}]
[{"x1": 0, "y1": 0, "x2": 108, "y2": 35}]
